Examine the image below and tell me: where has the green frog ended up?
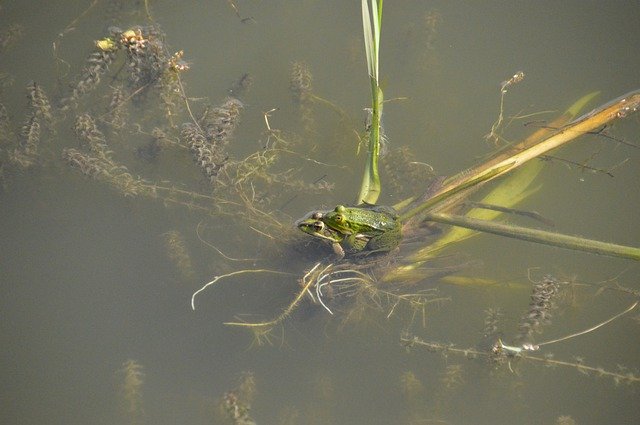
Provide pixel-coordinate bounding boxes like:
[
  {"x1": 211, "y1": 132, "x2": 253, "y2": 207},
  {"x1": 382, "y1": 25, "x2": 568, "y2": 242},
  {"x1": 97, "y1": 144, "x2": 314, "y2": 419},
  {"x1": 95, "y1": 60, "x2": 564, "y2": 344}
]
[{"x1": 296, "y1": 204, "x2": 402, "y2": 259}]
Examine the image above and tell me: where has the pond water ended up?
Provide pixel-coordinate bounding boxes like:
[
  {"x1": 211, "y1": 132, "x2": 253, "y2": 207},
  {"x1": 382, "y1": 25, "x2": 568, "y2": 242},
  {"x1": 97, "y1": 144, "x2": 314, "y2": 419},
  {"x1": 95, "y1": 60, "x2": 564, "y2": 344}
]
[{"x1": 1, "y1": 1, "x2": 639, "y2": 424}]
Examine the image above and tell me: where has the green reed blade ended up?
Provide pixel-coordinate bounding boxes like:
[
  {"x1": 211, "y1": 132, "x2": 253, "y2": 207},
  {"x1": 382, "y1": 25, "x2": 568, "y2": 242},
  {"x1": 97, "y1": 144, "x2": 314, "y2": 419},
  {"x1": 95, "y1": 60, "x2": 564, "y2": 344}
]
[
  {"x1": 425, "y1": 212, "x2": 640, "y2": 261},
  {"x1": 357, "y1": 0, "x2": 384, "y2": 205}
]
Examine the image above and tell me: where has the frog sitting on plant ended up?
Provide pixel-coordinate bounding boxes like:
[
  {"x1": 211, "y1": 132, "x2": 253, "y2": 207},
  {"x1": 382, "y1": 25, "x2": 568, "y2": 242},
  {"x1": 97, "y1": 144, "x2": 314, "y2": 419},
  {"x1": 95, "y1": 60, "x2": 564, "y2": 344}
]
[{"x1": 296, "y1": 204, "x2": 402, "y2": 259}]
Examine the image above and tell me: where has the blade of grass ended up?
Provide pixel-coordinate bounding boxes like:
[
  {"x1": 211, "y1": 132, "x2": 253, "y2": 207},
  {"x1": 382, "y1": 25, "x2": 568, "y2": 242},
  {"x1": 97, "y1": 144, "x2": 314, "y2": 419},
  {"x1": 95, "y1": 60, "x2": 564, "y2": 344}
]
[
  {"x1": 361, "y1": 0, "x2": 374, "y2": 78},
  {"x1": 357, "y1": 0, "x2": 384, "y2": 205}
]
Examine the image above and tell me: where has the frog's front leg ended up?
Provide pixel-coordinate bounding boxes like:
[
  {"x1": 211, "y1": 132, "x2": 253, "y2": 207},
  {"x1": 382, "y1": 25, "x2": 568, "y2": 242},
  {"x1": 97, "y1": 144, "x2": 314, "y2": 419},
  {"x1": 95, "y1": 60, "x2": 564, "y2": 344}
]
[{"x1": 331, "y1": 241, "x2": 345, "y2": 260}]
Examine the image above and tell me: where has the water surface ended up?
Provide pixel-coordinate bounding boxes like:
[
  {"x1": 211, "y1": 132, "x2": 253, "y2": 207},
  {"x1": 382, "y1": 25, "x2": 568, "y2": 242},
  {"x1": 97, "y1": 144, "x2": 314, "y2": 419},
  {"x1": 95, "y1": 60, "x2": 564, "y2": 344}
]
[{"x1": 1, "y1": 1, "x2": 639, "y2": 424}]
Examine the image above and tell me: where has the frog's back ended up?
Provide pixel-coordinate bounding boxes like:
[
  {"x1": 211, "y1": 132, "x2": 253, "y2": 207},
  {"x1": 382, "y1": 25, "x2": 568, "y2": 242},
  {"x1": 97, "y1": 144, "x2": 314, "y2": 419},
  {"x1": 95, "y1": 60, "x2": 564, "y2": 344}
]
[
  {"x1": 354, "y1": 204, "x2": 400, "y2": 231},
  {"x1": 368, "y1": 204, "x2": 399, "y2": 218}
]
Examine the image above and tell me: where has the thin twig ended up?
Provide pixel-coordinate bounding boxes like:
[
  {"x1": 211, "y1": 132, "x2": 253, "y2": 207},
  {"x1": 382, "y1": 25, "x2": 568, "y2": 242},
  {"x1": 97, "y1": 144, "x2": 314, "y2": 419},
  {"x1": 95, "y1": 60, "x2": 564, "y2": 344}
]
[
  {"x1": 196, "y1": 221, "x2": 257, "y2": 262},
  {"x1": 191, "y1": 269, "x2": 292, "y2": 310},
  {"x1": 536, "y1": 301, "x2": 638, "y2": 348}
]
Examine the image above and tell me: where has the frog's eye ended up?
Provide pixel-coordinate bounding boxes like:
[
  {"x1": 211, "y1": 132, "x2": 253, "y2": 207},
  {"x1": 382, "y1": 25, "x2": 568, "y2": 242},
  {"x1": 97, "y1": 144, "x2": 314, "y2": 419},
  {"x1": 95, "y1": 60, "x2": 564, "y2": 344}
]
[
  {"x1": 312, "y1": 221, "x2": 324, "y2": 231},
  {"x1": 335, "y1": 205, "x2": 346, "y2": 213},
  {"x1": 334, "y1": 214, "x2": 344, "y2": 222},
  {"x1": 312, "y1": 212, "x2": 323, "y2": 220}
]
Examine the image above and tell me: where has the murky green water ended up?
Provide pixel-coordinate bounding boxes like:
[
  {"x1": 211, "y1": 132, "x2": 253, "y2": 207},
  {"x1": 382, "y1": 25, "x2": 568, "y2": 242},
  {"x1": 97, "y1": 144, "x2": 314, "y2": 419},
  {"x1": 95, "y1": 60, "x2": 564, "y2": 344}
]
[{"x1": 1, "y1": 1, "x2": 639, "y2": 424}]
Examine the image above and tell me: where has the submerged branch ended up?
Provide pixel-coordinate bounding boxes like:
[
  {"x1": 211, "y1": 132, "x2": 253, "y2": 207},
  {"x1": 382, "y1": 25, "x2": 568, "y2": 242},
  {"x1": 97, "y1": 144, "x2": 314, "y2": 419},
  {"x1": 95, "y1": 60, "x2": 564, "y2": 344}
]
[{"x1": 402, "y1": 335, "x2": 640, "y2": 385}]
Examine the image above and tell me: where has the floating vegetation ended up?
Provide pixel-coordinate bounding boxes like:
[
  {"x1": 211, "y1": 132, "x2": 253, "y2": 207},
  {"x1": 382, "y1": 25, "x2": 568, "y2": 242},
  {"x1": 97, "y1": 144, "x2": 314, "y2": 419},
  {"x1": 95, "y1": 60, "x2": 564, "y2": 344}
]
[
  {"x1": 50, "y1": 26, "x2": 331, "y2": 221},
  {"x1": 62, "y1": 146, "x2": 150, "y2": 197}
]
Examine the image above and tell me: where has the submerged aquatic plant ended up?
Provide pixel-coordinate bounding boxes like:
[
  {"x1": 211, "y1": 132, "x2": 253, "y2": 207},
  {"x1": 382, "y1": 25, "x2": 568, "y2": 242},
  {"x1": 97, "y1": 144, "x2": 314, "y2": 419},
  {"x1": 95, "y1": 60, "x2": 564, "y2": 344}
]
[
  {"x1": 74, "y1": 113, "x2": 109, "y2": 155},
  {"x1": 10, "y1": 114, "x2": 40, "y2": 168},
  {"x1": 228, "y1": 73, "x2": 253, "y2": 98},
  {"x1": 0, "y1": 24, "x2": 23, "y2": 53},
  {"x1": 59, "y1": 24, "x2": 189, "y2": 114},
  {"x1": 0, "y1": 103, "x2": 11, "y2": 141},
  {"x1": 182, "y1": 122, "x2": 227, "y2": 182},
  {"x1": 105, "y1": 84, "x2": 127, "y2": 129},
  {"x1": 62, "y1": 147, "x2": 108, "y2": 178},
  {"x1": 60, "y1": 35, "x2": 119, "y2": 110},
  {"x1": 217, "y1": 372, "x2": 258, "y2": 425},
  {"x1": 26, "y1": 81, "x2": 54, "y2": 129},
  {"x1": 516, "y1": 274, "x2": 562, "y2": 343},
  {"x1": 200, "y1": 97, "x2": 243, "y2": 147},
  {"x1": 119, "y1": 359, "x2": 145, "y2": 423},
  {"x1": 6, "y1": 82, "x2": 55, "y2": 168},
  {"x1": 381, "y1": 145, "x2": 435, "y2": 198},
  {"x1": 401, "y1": 330, "x2": 640, "y2": 386},
  {"x1": 289, "y1": 61, "x2": 315, "y2": 132},
  {"x1": 482, "y1": 307, "x2": 503, "y2": 339},
  {"x1": 163, "y1": 230, "x2": 195, "y2": 280}
]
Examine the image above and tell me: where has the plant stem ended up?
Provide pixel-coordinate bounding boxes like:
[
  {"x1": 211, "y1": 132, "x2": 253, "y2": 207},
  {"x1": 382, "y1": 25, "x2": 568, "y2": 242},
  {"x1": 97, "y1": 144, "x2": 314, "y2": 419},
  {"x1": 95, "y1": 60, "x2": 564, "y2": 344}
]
[{"x1": 425, "y1": 212, "x2": 640, "y2": 261}]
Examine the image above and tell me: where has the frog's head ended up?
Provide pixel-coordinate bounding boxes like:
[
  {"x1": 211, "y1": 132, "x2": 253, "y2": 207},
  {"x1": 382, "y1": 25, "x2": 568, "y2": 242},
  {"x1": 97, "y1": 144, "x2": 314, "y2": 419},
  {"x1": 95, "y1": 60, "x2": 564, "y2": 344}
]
[{"x1": 295, "y1": 211, "x2": 343, "y2": 243}]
